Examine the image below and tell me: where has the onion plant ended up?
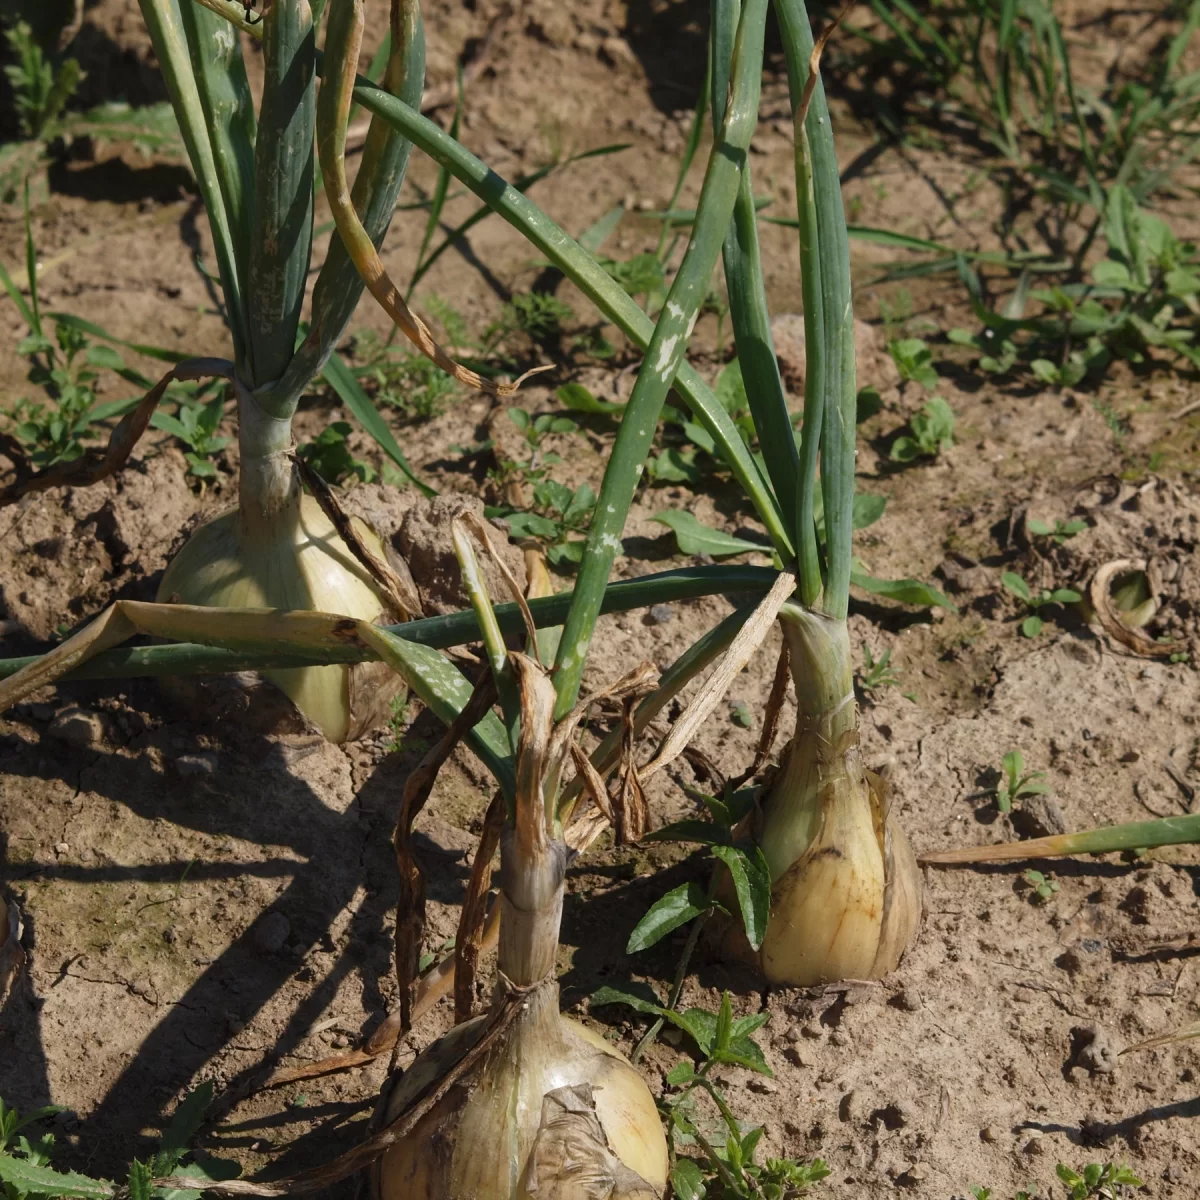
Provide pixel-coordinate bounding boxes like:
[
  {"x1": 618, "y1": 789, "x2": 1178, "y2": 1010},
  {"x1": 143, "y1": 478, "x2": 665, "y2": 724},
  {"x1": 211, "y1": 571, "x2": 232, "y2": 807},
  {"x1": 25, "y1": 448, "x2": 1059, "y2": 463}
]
[
  {"x1": 1, "y1": 0, "x2": 932, "y2": 995},
  {"x1": 131, "y1": 0, "x2": 439, "y2": 742}
]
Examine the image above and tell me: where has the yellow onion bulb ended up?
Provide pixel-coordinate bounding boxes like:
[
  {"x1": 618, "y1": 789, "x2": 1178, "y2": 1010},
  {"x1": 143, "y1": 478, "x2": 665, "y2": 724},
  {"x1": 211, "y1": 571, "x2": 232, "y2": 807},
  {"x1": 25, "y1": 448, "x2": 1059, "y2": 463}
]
[
  {"x1": 374, "y1": 984, "x2": 667, "y2": 1200},
  {"x1": 157, "y1": 493, "x2": 400, "y2": 742},
  {"x1": 720, "y1": 605, "x2": 921, "y2": 987}
]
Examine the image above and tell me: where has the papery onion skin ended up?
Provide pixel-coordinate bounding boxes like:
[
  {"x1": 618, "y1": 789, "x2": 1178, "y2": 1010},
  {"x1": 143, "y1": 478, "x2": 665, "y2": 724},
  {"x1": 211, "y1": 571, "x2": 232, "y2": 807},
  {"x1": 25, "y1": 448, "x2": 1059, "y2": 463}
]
[
  {"x1": 157, "y1": 492, "x2": 401, "y2": 742},
  {"x1": 374, "y1": 992, "x2": 667, "y2": 1200}
]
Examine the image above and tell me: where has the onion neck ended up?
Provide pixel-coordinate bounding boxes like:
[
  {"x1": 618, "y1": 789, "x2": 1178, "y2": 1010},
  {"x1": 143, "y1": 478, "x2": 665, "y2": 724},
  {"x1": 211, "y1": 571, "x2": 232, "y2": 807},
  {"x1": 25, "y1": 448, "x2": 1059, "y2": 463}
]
[
  {"x1": 238, "y1": 387, "x2": 301, "y2": 545},
  {"x1": 757, "y1": 604, "x2": 859, "y2": 881},
  {"x1": 497, "y1": 828, "x2": 567, "y2": 988}
]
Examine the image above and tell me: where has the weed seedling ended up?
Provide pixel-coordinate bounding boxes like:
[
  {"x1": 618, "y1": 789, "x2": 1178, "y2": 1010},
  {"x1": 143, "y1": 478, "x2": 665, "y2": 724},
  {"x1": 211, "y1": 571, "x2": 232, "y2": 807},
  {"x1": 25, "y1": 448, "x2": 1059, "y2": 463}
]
[
  {"x1": 857, "y1": 644, "x2": 900, "y2": 696},
  {"x1": 1027, "y1": 517, "x2": 1087, "y2": 546},
  {"x1": 489, "y1": 478, "x2": 599, "y2": 567},
  {"x1": 592, "y1": 988, "x2": 829, "y2": 1199},
  {"x1": 0, "y1": 1086, "x2": 238, "y2": 1197},
  {"x1": 497, "y1": 290, "x2": 574, "y2": 346},
  {"x1": 1057, "y1": 1162, "x2": 1143, "y2": 1199},
  {"x1": 1000, "y1": 571, "x2": 1081, "y2": 637},
  {"x1": 3, "y1": 22, "x2": 81, "y2": 140},
  {"x1": 297, "y1": 422, "x2": 376, "y2": 485},
  {"x1": 150, "y1": 394, "x2": 230, "y2": 480},
  {"x1": 995, "y1": 749, "x2": 1048, "y2": 814},
  {"x1": 890, "y1": 396, "x2": 955, "y2": 463},
  {"x1": 352, "y1": 329, "x2": 460, "y2": 421},
  {"x1": 888, "y1": 336, "x2": 938, "y2": 389},
  {"x1": 1022, "y1": 868, "x2": 1060, "y2": 904}
]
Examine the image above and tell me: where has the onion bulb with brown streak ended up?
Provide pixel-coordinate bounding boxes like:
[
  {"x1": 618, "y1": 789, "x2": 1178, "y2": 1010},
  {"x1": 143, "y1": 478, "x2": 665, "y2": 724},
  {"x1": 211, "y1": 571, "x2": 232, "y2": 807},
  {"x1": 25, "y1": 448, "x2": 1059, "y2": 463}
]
[
  {"x1": 719, "y1": 604, "x2": 921, "y2": 986},
  {"x1": 372, "y1": 655, "x2": 668, "y2": 1200},
  {"x1": 158, "y1": 489, "x2": 402, "y2": 744}
]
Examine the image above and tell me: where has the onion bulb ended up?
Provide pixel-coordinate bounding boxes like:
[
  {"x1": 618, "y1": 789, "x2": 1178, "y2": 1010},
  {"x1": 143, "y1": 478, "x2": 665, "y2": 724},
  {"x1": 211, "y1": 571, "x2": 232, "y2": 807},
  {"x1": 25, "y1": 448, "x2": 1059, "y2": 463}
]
[
  {"x1": 373, "y1": 655, "x2": 667, "y2": 1200},
  {"x1": 720, "y1": 604, "x2": 921, "y2": 986},
  {"x1": 373, "y1": 985, "x2": 666, "y2": 1199},
  {"x1": 157, "y1": 491, "x2": 402, "y2": 742}
]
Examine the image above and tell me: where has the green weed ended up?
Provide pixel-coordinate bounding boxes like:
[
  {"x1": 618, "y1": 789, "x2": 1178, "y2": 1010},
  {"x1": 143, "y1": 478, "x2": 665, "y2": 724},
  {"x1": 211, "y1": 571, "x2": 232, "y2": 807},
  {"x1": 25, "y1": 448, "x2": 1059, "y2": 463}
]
[
  {"x1": 857, "y1": 644, "x2": 900, "y2": 696},
  {"x1": 994, "y1": 749, "x2": 1048, "y2": 815},
  {"x1": 150, "y1": 394, "x2": 229, "y2": 480},
  {"x1": 888, "y1": 337, "x2": 938, "y2": 389},
  {"x1": 0, "y1": 1086, "x2": 239, "y2": 1199},
  {"x1": 1000, "y1": 571, "x2": 1081, "y2": 637},
  {"x1": 297, "y1": 422, "x2": 375, "y2": 485},
  {"x1": 890, "y1": 397, "x2": 955, "y2": 463},
  {"x1": 1022, "y1": 867, "x2": 1060, "y2": 904},
  {"x1": 1027, "y1": 517, "x2": 1087, "y2": 545}
]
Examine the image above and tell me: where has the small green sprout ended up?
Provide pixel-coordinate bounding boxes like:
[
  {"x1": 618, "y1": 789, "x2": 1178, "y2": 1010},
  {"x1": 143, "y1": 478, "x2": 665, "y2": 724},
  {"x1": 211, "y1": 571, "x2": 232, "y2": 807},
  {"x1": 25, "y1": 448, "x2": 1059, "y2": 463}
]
[
  {"x1": 1056, "y1": 1162, "x2": 1143, "y2": 1199},
  {"x1": 857, "y1": 644, "x2": 900, "y2": 695},
  {"x1": 592, "y1": 987, "x2": 829, "y2": 1200},
  {"x1": 1000, "y1": 571, "x2": 1082, "y2": 637},
  {"x1": 890, "y1": 396, "x2": 956, "y2": 463},
  {"x1": 3, "y1": 22, "x2": 81, "y2": 140},
  {"x1": 729, "y1": 699, "x2": 753, "y2": 728},
  {"x1": 1027, "y1": 517, "x2": 1088, "y2": 545},
  {"x1": 1023, "y1": 868, "x2": 1060, "y2": 904},
  {"x1": 503, "y1": 290, "x2": 574, "y2": 343},
  {"x1": 888, "y1": 336, "x2": 938, "y2": 389},
  {"x1": 353, "y1": 329, "x2": 460, "y2": 421},
  {"x1": 297, "y1": 422, "x2": 375, "y2": 485},
  {"x1": 995, "y1": 749, "x2": 1048, "y2": 813},
  {"x1": 489, "y1": 479, "x2": 599, "y2": 568},
  {"x1": 151, "y1": 394, "x2": 230, "y2": 479}
]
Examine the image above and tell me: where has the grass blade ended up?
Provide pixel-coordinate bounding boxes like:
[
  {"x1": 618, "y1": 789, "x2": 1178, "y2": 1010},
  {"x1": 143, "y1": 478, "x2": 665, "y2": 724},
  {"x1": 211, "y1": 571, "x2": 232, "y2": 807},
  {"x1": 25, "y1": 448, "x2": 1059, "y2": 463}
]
[
  {"x1": 320, "y1": 350, "x2": 434, "y2": 496},
  {"x1": 408, "y1": 66, "x2": 463, "y2": 299}
]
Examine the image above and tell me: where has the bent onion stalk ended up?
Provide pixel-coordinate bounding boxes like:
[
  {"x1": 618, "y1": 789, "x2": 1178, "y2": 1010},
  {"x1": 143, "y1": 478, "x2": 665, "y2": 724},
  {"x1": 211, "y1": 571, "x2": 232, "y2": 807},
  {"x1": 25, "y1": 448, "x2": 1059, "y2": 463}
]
[{"x1": 139, "y1": 0, "x2": 426, "y2": 740}]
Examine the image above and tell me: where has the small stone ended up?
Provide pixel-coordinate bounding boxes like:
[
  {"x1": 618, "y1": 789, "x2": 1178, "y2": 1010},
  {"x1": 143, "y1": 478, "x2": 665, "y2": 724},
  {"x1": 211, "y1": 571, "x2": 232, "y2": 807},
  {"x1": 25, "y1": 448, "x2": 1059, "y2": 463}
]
[
  {"x1": 254, "y1": 911, "x2": 291, "y2": 954},
  {"x1": 54, "y1": 842, "x2": 69, "y2": 855},
  {"x1": 785, "y1": 1024, "x2": 803, "y2": 1043},
  {"x1": 830, "y1": 1029, "x2": 850, "y2": 1047},
  {"x1": 898, "y1": 1163, "x2": 929, "y2": 1186},
  {"x1": 332, "y1": 1034, "x2": 350, "y2": 1049},
  {"x1": 48, "y1": 706, "x2": 104, "y2": 749},
  {"x1": 130, "y1": 980, "x2": 151, "y2": 997},
  {"x1": 1024, "y1": 1131, "x2": 1046, "y2": 1156},
  {"x1": 648, "y1": 604, "x2": 674, "y2": 625},
  {"x1": 1073, "y1": 1024, "x2": 1121, "y2": 1074},
  {"x1": 162, "y1": 928, "x2": 177, "y2": 945},
  {"x1": 599, "y1": 35, "x2": 635, "y2": 66},
  {"x1": 175, "y1": 751, "x2": 219, "y2": 779},
  {"x1": 837, "y1": 1091, "x2": 857, "y2": 1122},
  {"x1": 800, "y1": 1022, "x2": 822, "y2": 1039},
  {"x1": 890, "y1": 987, "x2": 921, "y2": 1012},
  {"x1": 1011, "y1": 794, "x2": 1069, "y2": 839},
  {"x1": 980, "y1": 1124, "x2": 1000, "y2": 1143}
]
